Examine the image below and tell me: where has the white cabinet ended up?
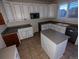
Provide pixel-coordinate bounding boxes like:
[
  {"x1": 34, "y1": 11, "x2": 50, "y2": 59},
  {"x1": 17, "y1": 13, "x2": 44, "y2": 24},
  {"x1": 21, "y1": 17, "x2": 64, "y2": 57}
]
[
  {"x1": 13, "y1": 4, "x2": 22, "y2": 21},
  {"x1": 49, "y1": 4, "x2": 57, "y2": 18},
  {"x1": 22, "y1": 4, "x2": 30, "y2": 20},
  {"x1": 54, "y1": 25, "x2": 66, "y2": 34},
  {"x1": 4, "y1": 2, "x2": 57, "y2": 23},
  {"x1": 41, "y1": 33, "x2": 68, "y2": 59},
  {"x1": 41, "y1": 24, "x2": 49, "y2": 30},
  {"x1": 18, "y1": 27, "x2": 33, "y2": 40},
  {"x1": 50, "y1": 24, "x2": 56, "y2": 30},
  {"x1": 43, "y1": 5, "x2": 49, "y2": 18},
  {"x1": 38, "y1": 4, "x2": 49, "y2": 18},
  {"x1": 39, "y1": 5, "x2": 44, "y2": 18},
  {"x1": 4, "y1": 3, "x2": 14, "y2": 22},
  {"x1": 41, "y1": 23, "x2": 66, "y2": 34}
]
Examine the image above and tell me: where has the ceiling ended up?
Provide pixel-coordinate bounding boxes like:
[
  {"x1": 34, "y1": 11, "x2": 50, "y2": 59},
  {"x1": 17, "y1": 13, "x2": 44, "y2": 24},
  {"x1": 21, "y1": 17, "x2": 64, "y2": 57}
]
[{"x1": 6, "y1": 0, "x2": 57, "y2": 4}]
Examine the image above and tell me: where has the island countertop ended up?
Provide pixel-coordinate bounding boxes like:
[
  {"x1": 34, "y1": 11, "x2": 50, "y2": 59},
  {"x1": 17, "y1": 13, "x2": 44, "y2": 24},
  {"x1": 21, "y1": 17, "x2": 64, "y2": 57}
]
[{"x1": 41, "y1": 29, "x2": 69, "y2": 44}]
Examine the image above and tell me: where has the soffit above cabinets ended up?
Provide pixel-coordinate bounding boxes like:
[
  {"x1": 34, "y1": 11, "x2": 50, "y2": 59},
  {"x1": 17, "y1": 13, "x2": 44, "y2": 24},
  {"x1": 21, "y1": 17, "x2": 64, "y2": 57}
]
[{"x1": 6, "y1": 0, "x2": 57, "y2": 4}]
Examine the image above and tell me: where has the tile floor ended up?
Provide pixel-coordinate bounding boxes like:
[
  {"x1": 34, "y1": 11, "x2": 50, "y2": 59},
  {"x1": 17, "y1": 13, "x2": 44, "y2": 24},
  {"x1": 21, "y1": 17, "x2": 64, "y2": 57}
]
[{"x1": 18, "y1": 33, "x2": 78, "y2": 59}]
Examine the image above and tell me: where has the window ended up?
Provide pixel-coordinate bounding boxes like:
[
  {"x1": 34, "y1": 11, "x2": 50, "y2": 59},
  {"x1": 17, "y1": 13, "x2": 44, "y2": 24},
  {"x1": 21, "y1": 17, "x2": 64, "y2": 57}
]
[
  {"x1": 68, "y1": 1, "x2": 78, "y2": 18},
  {"x1": 58, "y1": 0, "x2": 78, "y2": 18},
  {"x1": 59, "y1": 4, "x2": 68, "y2": 17}
]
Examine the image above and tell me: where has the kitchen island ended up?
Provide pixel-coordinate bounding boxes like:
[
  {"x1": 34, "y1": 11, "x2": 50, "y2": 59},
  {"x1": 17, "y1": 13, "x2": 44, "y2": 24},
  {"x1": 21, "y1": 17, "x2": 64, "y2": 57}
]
[{"x1": 41, "y1": 29, "x2": 69, "y2": 59}]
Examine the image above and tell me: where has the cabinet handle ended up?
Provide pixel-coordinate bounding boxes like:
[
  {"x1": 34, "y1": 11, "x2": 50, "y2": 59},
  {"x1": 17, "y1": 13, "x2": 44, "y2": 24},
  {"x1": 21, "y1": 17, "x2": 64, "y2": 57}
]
[{"x1": 69, "y1": 30, "x2": 73, "y2": 32}]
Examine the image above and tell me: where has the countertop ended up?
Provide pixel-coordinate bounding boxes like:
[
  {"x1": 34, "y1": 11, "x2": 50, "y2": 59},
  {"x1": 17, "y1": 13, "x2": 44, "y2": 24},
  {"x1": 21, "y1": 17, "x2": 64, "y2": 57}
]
[
  {"x1": 38, "y1": 21, "x2": 78, "y2": 27},
  {"x1": 2, "y1": 24, "x2": 32, "y2": 35},
  {"x1": 0, "y1": 45, "x2": 17, "y2": 59},
  {"x1": 41, "y1": 29, "x2": 69, "y2": 44}
]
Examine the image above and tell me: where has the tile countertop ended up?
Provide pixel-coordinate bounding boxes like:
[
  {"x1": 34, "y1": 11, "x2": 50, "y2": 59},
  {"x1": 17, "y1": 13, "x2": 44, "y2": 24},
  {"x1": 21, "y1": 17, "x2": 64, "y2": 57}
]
[
  {"x1": 1, "y1": 24, "x2": 32, "y2": 35},
  {"x1": 41, "y1": 29, "x2": 69, "y2": 44}
]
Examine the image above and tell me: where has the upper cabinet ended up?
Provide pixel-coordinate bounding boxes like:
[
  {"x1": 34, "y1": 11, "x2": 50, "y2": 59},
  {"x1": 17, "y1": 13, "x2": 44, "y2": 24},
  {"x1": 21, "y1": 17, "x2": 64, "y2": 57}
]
[
  {"x1": 12, "y1": 4, "x2": 22, "y2": 21},
  {"x1": 22, "y1": 4, "x2": 30, "y2": 20},
  {"x1": 0, "y1": 13, "x2": 5, "y2": 25},
  {"x1": 49, "y1": 4, "x2": 57, "y2": 18},
  {"x1": 4, "y1": 3, "x2": 14, "y2": 22},
  {"x1": 3, "y1": 1, "x2": 57, "y2": 23}
]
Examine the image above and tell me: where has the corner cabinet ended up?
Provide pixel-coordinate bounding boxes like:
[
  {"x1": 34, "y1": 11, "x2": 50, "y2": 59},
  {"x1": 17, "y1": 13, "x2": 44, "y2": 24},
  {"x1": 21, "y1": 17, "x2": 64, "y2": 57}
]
[{"x1": 18, "y1": 27, "x2": 33, "y2": 40}]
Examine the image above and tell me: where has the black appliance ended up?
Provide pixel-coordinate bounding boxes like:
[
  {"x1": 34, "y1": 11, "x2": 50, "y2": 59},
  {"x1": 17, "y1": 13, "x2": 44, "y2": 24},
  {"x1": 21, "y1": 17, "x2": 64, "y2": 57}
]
[
  {"x1": 30, "y1": 13, "x2": 40, "y2": 19},
  {"x1": 65, "y1": 26, "x2": 78, "y2": 44}
]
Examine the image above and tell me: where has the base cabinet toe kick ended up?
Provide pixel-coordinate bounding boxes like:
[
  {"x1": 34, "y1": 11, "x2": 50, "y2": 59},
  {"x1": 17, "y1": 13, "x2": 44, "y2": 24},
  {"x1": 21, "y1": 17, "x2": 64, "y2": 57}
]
[{"x1": 41, "y1": 29, "x2": 69, "y2": 59}]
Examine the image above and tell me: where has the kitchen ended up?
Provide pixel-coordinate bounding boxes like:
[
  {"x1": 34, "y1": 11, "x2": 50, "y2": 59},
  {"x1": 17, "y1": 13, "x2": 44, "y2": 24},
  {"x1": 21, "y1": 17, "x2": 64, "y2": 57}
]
[{"x1": 0, "y1": 0, "x2": 78, "y2": 59}]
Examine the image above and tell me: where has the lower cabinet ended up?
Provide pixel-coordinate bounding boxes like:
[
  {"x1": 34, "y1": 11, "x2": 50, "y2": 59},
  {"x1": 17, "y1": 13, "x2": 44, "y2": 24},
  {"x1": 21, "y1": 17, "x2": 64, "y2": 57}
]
[
  {"x1": 41, "y1": 24, "x2": 49, "y2": 31},
  {"x1": 41, "y1": 24, "x2": 66, "y2": 34},
  {"x1": 18, "y1": 27, "x2": 33, "y2": 40},
  {"x1": 2, "y1": 33, "x2": 20, "y2": 47},
  {"x1": 41, "y1": 33, "x2": 68, "y2": 59}
]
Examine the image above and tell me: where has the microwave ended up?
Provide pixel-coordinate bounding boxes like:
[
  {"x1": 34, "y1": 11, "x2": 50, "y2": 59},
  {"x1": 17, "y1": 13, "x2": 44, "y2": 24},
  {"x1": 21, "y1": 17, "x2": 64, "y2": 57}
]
[{"x1": 30, "y1": 13, "x2": 40, "y2": 19}]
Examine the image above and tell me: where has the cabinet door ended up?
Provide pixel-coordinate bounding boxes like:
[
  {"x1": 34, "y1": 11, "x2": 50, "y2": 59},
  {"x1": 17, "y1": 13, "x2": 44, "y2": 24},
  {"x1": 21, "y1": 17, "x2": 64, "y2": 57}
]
[
  {"x1": 4, "y1": 3, "x2": 14, "y2": 22},
  {"x1": 42, "y1": 24, "x2": 49, "y2": 30},
  {"x1": 13, "y1": 4, "x2": 22, "y2": 21},
  {"x1": 22, "y1": 4, "x2": 30, "y2": 20},
  {"x1": 55, "y1": 25, "x2": 66, "y2": 34},
  {"x1": 39, "y1": 5, "x2": 44, "y2": 18},
  {"x1": 18, "y1": 27, "x2": 33, "y2": 40},
  {"x1": 43, "y1": 5, "x2": 49, "y2": 18},
  {"x1": 29, "y1": 5, "x2": 34, "y2": 13},
  {"x1": 49, "y1": 4, "x2": 57, "y2": 18},
  {"x1": 51, "y1": 24, "x2": 56, "y2": 30}
]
